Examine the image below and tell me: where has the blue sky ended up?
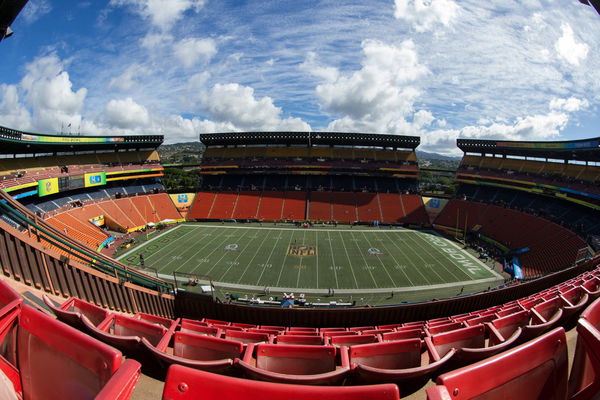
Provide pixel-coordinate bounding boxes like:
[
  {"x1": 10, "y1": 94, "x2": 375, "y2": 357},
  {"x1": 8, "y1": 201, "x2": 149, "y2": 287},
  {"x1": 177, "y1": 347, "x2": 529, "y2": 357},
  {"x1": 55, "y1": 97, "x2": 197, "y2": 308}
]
[{"x1": 0, "y1": 0, "x2": 599, "y2": 154}]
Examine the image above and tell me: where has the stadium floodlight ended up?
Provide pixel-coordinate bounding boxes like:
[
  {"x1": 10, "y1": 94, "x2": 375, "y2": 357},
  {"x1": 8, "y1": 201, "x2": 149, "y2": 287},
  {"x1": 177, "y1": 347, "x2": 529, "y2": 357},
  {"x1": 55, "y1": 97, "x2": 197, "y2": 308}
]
[{"x1": 4, "y1": 26, "x2": 13, "y2": 38}]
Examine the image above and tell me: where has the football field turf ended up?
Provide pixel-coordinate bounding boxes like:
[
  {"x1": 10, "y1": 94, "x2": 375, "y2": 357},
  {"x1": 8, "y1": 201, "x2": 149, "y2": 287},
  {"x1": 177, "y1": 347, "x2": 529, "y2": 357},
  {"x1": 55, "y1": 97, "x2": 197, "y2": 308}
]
[{"x1": 117, "y1": 223, "x2": 504, "y2": 303}]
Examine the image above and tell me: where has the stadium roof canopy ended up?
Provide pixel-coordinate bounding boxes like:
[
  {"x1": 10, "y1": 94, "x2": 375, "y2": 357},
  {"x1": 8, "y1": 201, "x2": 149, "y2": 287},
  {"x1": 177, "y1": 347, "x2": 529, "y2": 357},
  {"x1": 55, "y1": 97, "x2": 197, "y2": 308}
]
[
  {"x1": 200, "y1": 131, "x2": 420, "y2": 150},
  {"x1": 0, "y1": 0, "x2": 28, "y2": 41},
  {"x1": 457, "y1": 137, "x2": 600, "y2": 161},
  {"x1": 0, "y1": 125, "x2": 163, "y2": 154},
  {"x1": 579, "y1": 0, "x2": 600, "y2": 14}
]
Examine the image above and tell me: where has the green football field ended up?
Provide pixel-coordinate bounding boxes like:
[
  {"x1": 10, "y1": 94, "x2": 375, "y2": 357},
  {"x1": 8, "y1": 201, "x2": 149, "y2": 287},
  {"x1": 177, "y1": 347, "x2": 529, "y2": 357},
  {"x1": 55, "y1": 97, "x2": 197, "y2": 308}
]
[{"x1": 116, "y1": 223, "x2": 504, "y2": 304}]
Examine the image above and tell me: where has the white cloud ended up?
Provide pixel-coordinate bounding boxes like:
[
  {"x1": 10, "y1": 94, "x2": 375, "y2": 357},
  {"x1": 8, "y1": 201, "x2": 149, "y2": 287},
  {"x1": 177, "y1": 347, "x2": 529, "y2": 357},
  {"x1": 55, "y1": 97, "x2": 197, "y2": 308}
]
[
  {"x1": 549, "y1": 96, "x2": 589, "y2": 113},
  {"x1": 21, "y1": 0, "x2": 52, "y2": 24},
  {"x1": 0, "y1": 85, "x2": 31, "y2": 130},
  {"x1": 413, "y1": 110, "x2": 435, "y2": 128},
  {"x1": 109, "y1": 64, "x2": 150, "y2": 91},
  {"x1": 140, "y1": 32, "x2": 173, "y2": 49},
  {"x1": 394, "y1": 0, "x2": 460, "y2": 32},
  {"x1": 420, "y1": 111, "x2": 571, "y2": 156},
  {"x1": 200, "y1": 83, "x2": 311, "y2": 131},
  {"x1": 309, "y1": 39, "x2": 428, "y2": 133},
  {"x1": 555, "y1": 23, "x2": 589, "y2": 66},
  {"x1": 110, "y1": 0, "x2": 205, "y2": 31},
  {"x1": 173, "y1": 38, "x2": 217, "y2": 68},
  {"x1": 104, "y1": 97, "x2": 150, "y2": 129},
  {"x1": 18, "y1": 55, "x2": 87, "y2": 131},
  {"x1": 300, "y1": 52, "x2": 339, "y2": 82}
]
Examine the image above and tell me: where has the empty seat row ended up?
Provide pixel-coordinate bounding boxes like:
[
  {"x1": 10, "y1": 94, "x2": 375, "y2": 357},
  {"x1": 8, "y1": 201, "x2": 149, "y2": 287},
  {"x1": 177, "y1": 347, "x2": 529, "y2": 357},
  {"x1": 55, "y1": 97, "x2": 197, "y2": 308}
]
[{"x1": 0, "y1": 279, "x2": 141, "y2": 400}]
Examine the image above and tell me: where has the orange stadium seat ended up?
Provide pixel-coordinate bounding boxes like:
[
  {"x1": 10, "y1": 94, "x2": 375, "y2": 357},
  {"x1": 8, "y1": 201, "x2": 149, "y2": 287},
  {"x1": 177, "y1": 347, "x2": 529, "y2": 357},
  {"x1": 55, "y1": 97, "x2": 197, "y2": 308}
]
[
  {"x1": 331, "y1": 192, "x2": 357, "y2": 223},
  {"x1": 400, "y1": 194, "x2": 429, "y2": 225},
  {"x1": 355, "y1": 192, "x2": 382, "y2": 222},
  {"x1": 257, "y1": 191, "x2": 284, "y2": 220},
  {"x1": 208, "y1": 191, "x2": 238, "y2": 219},
  {"x1": 148, "y1": 193, "x2": 182, "y2": 220},
  {"x1": 282, "y1": 191, "x2": 307, "y2": 220},
  {"x1": 113, "y1": 198, "x2": 146, "y2": 227},
  {"x1": 97, "y1": 199, "x2": 137, "y2": 229},
  {"x1": 378, "y1": 193, "x2": 406, "y2": 223},
  {"x1": 187, "y1": 191, "x2": 217, "y2": 219},
  {"x1": 232, "y1": 191, "x2": 261, "y2": 219},
  {"x1": 308, "y1": 191, "x2": 332, "y2": 221}
]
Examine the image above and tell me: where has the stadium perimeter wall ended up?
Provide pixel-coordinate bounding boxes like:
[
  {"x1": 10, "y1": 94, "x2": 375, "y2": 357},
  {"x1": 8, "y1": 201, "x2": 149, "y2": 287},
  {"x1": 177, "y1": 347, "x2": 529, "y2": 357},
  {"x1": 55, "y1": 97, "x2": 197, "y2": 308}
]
[{"x1": 173, "y1": 255, "x2": 598, "y2": 327}]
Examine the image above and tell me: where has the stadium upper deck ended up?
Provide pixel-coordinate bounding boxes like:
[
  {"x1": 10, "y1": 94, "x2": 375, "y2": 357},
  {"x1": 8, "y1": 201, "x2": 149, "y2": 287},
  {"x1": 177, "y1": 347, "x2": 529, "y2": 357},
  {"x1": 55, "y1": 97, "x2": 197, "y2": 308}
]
[{"x1": 0, "y1": 125, "x2": 163, "y2": 154}]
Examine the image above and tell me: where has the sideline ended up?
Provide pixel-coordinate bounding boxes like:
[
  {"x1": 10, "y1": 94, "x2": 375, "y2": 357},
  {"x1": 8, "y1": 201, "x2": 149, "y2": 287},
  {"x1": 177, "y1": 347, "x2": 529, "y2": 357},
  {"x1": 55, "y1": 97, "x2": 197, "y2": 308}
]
[{"x1": 156, "y1": 271, "x2": 501, "y2": 295}]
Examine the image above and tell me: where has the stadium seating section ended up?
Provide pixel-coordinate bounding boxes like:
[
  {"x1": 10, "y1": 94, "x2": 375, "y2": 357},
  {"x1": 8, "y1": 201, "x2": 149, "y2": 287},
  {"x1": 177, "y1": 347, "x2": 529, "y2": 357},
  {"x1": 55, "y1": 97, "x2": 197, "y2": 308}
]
[
  {"x1": 203, "y1": 146, "x2": 417, "y2": 163},
  {"x1": 458, "y1": 155, "x2": 600, "y2": 197},
  {"x1": 44, "y1": 193, "x2": 181, "y2": 249},
  {"x1": 0, "y1": 150, "x2": 162, "y2": 191},
  {"x1": 0, "y1": 280, "x2": 141, "y2": 400},
  {"x1": 188, "y1": 190, "x2": 430, "y2": 225},
  {"x1": 29, "y1": 265, "x2": 600, "y2": 399},
  {"x1": 434, "y1": 199, "x2": 587, "y2": 278}
]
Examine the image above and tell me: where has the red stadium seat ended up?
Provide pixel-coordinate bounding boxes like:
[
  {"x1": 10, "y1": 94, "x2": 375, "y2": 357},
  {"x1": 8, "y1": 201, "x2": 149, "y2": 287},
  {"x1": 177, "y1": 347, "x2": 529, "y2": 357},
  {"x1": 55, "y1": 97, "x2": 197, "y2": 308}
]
[
  {"x1": 249, "y1": 327, "x2": 284, "y2": 336},
  {"x1": 582, "y1": 277, "x2": 600, "y2": 300},
  {"x1": 82, "y1": 313, "x2": 170, "y2": 363},
  {"x1": 275, "y1": 334, "x2": 324, "y2": 345},
  {"x1": 381, "y1": 328, "x2": 424, "y2": 341},
  {"x1": 0, "y1": 279, "x2": 21, "y2": 314},
  {"x1": 133, "y1": 312, "x2": 177, "y2": 329},
  {"x1": 426, "y1": 328, "x2": 568, "y2": 400},
  {"x1": 560, "y1": 286, "x2": 590, "y2": 322},
  {"x1": 43, "y1": 294, "x2": 110, "y2": 332},
  {"x1": 2, "y1": 305, "x2": 141, "y2": 400},
  {"x1": 568, "y1": 297, "x2": 600, "y2": 400},
  {"x1": 239, "y1": 343, "x2": 350, "y2": 385},
  {"x1": 520, "y1": 297, "x2": 564, "y2": 343},
  {"x1": 322, "y1": 330, "x2": 358, "y2": 338},
  {"x1": 486, "y1": 310, "x2": 529, "y2": 346},
  {"x1": 328, "y1": 334, "x2": 378, "y2": 347},
  {"x1": 162, "y1": 364, "x2": 400, "y2": 400},
  {"x1": 224, "y1": 329, "x2": 271, "y2": 344},
  {"x1": 350, "y1": 338, "x2": 456, "y2": 386},
  {"x1": 320, "y1": 327, "x2": 348, "y2": 333},
  {"x1": 426, "y1": 321, "x2": 464, "y2": 335},
  {"x1": 180, "y1": 319, "x2": 220, "y2": 337},
  {"x1": 145, "y1": 331, "x2": 244, "y2": 373},
  {"x1": 425, "y1": 324, "x2": 520, "y2": 367},
  {"x1": 0, "y1": 279, "x2": 21, "y2": 339}
]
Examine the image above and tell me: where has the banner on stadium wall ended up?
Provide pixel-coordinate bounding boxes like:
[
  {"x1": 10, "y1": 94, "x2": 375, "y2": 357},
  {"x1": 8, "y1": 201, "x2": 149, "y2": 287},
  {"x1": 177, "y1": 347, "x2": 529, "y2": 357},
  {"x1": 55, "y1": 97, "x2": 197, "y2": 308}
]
[
  {"x1": 84, "y1": 172, "x2": 107, "y2": 187},
  {"x1": 169, "y1": 193, "x2": 195, "y2": 209},
  {"x1": 20, "y1": 133, "x2": 124, "y2": 143},
  {"x1": 422, "y1": 197, "x2": 448, "y2": 224},
  {"x1": 38, "y1": 178, "x2": 59, "y2": 197},
  {"x1": 89, "y1": 215, "x2": 105, "y2": 227}
]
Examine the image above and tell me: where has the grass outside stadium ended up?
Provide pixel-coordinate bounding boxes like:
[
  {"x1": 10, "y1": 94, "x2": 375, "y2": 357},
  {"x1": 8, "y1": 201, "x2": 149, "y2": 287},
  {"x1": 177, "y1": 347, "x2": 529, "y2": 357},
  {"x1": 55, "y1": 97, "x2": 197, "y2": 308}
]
[{"x1": 115, "y1": 222, "x2": 505, "y2": 306}]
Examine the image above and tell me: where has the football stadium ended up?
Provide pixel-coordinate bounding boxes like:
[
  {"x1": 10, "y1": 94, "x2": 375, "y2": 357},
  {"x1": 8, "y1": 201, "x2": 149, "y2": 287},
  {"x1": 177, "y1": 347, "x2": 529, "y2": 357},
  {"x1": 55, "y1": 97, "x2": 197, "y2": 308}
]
[{"x1": 0, "y1": 1, "x2": 600, "y2": 399}]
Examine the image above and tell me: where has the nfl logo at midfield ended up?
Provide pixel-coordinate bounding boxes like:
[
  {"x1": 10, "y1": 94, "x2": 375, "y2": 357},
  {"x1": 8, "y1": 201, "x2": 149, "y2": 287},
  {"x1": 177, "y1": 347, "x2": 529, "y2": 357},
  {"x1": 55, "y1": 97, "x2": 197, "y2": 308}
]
[{"x1": 288, "y1": 245, "x2": 316, "y2": 257}]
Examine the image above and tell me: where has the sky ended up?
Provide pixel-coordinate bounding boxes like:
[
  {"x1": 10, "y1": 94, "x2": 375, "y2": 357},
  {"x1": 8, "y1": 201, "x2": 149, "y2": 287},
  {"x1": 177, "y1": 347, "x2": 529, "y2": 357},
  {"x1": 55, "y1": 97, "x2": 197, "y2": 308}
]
[{"x1": 0, "y1": 0, "x2": 599, "y2": 155}]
